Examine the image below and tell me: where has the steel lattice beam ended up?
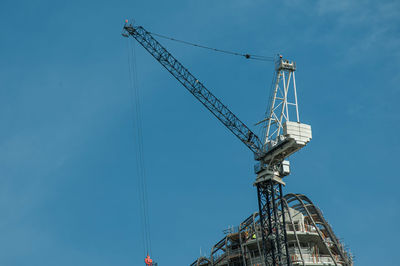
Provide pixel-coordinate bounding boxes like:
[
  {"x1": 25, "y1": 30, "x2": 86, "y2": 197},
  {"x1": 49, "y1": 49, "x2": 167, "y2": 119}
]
[
  {"x1": 123, "y1": 25, "x2": 263, "y2": 155},
  {"x1": 257, "y1": 181, "x2": 290, "y2": 265}
]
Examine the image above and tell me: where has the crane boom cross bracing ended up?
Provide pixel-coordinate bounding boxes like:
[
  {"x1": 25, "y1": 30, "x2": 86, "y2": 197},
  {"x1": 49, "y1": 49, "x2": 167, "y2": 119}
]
[
  {"x1": 123, "y1": 22, "x2": 312, "y2": 266},
  {"x1": 123, "y1": 24, "x2": 263, "y2": 156}
]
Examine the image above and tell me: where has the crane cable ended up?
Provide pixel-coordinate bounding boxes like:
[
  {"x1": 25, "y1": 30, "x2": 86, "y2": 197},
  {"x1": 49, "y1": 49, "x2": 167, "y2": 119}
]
[
  {"x1": 150, "y1": 29, "x2": 276, "y2": 142},
  {"x1": 125, "y1": 28, "x2": 275, "y2": 262},
  {"x1": 149, "y1": 31, "x2": 275, "y2": 62},
  {"x1": 126, "y1": 37, "x2": 152, "y2": 258}
]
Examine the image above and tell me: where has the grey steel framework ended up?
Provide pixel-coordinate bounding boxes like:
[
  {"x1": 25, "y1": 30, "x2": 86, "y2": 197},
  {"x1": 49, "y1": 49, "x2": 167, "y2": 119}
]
[
  {"x1": 257, "y1": 181, "x2": 289, "y2": 265},
  {"x1": 191, "y1": 194, "x2": 353, "y2": 266},
  {"x1": 123, "y1": 23, "x2": 312, "y2": 266},
  {"x1": 122, "y1": 24, "x2": 263, "y2": 155},
  {"x1": 283, "y1": 194, "x2": 352, "y2": 266},
  {"x1": 250, "y1": 58, "x2": 312, "y2": 265}
]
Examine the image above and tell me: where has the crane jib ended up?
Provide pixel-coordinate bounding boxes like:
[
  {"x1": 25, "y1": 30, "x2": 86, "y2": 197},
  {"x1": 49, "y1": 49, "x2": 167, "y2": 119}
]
[{"x1": 123, "y1": 24, "x2": 263, "y2": 156}]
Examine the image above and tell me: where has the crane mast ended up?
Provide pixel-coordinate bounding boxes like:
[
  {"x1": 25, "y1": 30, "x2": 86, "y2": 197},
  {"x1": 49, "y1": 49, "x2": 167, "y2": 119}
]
[
  {"x1": 254, "y1": 57, "x2": 312, "y2": 265},
  {"x1": 123, "y1": 22, "x2": 312, "y2": 266}
]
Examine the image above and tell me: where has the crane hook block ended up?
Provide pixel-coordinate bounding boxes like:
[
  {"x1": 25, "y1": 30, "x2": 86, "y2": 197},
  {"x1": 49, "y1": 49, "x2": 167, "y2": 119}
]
[{"x1": 145, "y1": 255, "x2": 153, "y2": 265}]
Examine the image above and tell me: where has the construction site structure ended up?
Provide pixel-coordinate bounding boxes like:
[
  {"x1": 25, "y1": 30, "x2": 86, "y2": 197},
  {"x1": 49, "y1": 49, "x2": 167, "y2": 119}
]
[
  {"x1": 191, "y1": 194, "x2": 353, "y2": 266},
  {"x1": 122, "y1": 22, "x2": 352, "y2": 266}
]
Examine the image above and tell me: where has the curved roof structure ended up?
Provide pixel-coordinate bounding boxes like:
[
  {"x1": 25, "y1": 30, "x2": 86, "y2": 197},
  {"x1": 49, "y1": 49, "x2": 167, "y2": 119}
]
[{"x1": 191, "y1": 194, "x2": 353, "y2": 266}]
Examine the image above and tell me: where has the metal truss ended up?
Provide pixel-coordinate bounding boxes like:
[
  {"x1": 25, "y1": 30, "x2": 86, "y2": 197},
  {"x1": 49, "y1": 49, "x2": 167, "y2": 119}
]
[
  {"x1": 123, "y1": 24, "x2": 263, "y2": 155},
  {"x1": 264, "y1": 58, "x2": 300, "y2": 145},
  {"x1": 253, "y1": 57, "x2": 304, "y2": 265},
  {"x1": 190, "y1": 212, "x2": 261, "y2": 266},
  {"x1": 257, "y1": 181, "x2": 290, "y2": 266},
  {"x1": 283, "y1": 194, "x2": 353, "y2": 266}
]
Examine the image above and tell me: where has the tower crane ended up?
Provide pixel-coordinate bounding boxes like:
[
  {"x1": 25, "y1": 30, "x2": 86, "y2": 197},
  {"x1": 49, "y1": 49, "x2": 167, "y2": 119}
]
[{"x1": 122, "y1": 22, "x2": 312, "y2": 266}]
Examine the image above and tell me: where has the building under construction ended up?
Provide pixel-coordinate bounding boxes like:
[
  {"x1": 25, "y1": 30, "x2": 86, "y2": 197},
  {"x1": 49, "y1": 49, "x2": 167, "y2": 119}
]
[
  {"x1": 122, "y1": 22, "x2": 353, "y2": 266},
  {"x1": 191, "y1": 194, "x2": 353, "y2": 266}
]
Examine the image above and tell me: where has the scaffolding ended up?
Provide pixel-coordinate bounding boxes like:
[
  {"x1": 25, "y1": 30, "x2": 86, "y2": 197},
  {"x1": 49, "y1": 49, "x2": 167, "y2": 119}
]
[{"x1": 191, "y1": 194, "x2": 353, "y2": 266}]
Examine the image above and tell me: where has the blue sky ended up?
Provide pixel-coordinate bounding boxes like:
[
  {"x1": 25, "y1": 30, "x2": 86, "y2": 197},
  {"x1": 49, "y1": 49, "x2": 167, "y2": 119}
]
[{"x1": 0, "y1": 0, "x2": 399, "y2": 265}]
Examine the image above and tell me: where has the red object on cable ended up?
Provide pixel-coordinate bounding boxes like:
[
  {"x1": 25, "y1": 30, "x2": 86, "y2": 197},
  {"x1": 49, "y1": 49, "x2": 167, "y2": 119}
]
[{"x1": 145, "y1": 255, "x2": 153, "y2": 265}]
